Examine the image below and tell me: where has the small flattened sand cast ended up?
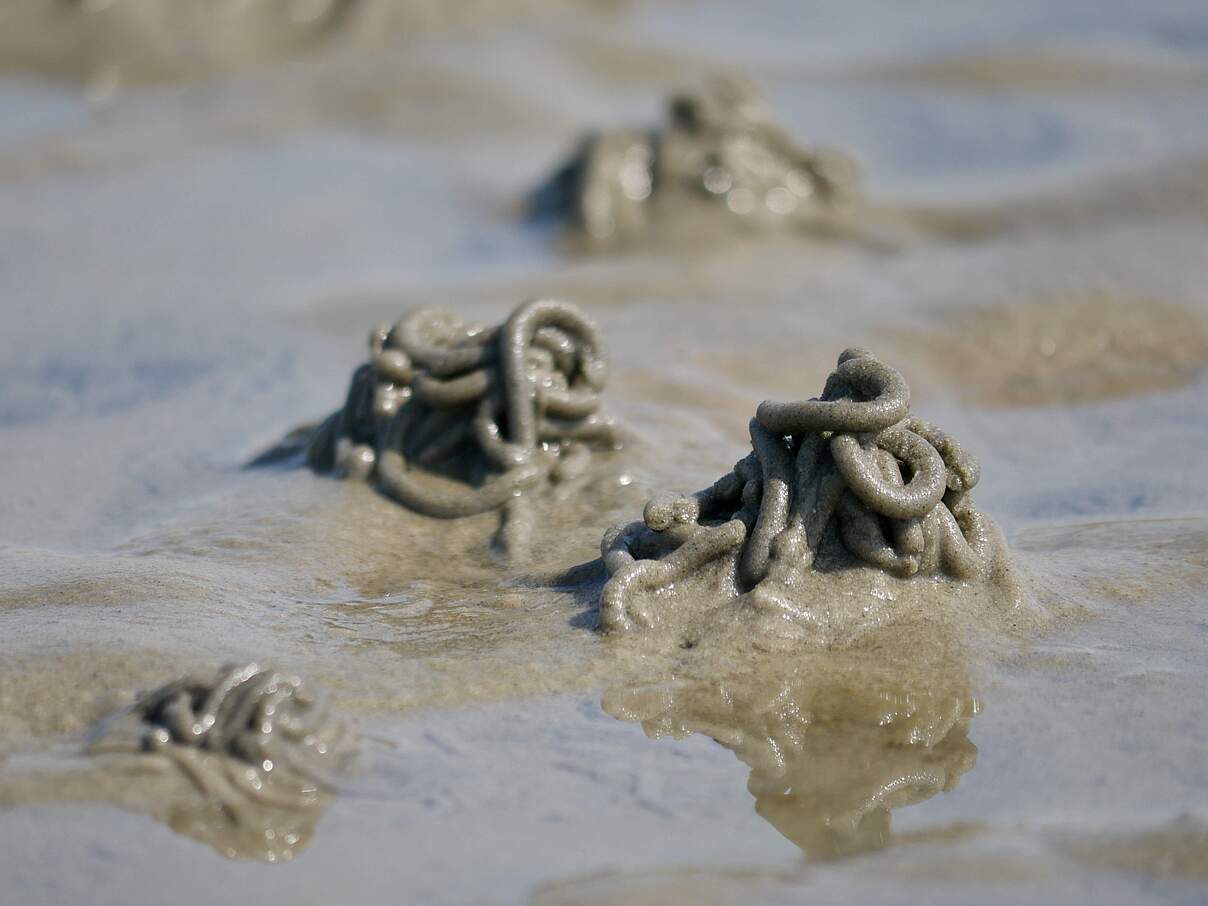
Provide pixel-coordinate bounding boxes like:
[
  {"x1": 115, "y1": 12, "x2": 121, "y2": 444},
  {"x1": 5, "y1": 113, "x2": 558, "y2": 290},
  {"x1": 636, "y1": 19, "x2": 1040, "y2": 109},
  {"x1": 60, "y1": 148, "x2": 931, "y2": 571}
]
[
  {"x1": 531, "y1": 76, "x2": 859, "y2": 245},
  {"x1": 604, "y1": 660, "x2": 977, "y2": 859},
  {"x1": 87, "y1": 663, "x2": 356, "y2": 861},
  {"x1": 306, "y1": 298, "x2": 623, "y2": 557},
  {"x1": 599, "y1": 348, "x2": 1020, "y2": 645}
]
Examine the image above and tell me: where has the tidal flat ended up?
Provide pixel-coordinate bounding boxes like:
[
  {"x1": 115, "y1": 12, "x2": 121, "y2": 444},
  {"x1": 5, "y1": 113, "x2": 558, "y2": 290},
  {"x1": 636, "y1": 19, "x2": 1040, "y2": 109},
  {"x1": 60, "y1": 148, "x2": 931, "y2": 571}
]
[{"x1": 1, "y1": 2, "x2": 1208, "y2": 904}]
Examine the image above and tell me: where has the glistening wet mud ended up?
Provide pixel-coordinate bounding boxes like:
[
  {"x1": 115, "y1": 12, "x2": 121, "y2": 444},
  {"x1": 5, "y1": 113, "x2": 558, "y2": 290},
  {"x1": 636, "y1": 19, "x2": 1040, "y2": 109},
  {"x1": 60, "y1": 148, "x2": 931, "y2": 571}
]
[{"x1": 2, "y1": 2, "x2": 1208, "y2": 904}]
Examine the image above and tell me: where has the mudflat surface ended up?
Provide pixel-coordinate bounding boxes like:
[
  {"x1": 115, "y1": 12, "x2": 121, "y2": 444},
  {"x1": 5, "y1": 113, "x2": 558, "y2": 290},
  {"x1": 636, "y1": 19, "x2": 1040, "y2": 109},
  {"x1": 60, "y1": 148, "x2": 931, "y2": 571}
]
[{"x1": 2, "y1": 2, "x2": 1208, "y2": 904}]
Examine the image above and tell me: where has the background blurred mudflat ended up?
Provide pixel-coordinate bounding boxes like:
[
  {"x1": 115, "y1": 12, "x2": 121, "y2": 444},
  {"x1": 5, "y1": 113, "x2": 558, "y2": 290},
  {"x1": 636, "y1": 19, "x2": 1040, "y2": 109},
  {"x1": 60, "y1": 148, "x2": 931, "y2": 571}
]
[{"x1": 1, "y1": 2, "x2": 1207, "y2": 904}]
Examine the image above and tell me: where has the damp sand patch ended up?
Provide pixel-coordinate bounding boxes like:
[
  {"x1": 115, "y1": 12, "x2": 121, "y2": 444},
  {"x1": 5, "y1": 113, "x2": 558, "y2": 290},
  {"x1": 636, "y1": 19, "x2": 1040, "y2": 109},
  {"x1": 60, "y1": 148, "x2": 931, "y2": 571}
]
[
  {"x1": 854, "y1": 50, "x2": 1208, "y2": 93},
  {"x1": 889, "y1": 293, "x2": 1208, "y2": 407},
  {"x1": 0, "y1": 649, "x2": 189, "y2": 750},
  {"x1": 1064, "y1": 814, "x2": 1208, "y2": 885},
  {"x1": 882, "y1": 152, "x2": 1208, "y2": 244},
  {"x1": 1012, "y1": 516, "x2": 1208, "y2": 610},
  {"x1": 0, "y1": 477, "x2": 636, "y2": 756},
  {"x1": 0, "y1": 0, "x2": 644, "y2": 84}
]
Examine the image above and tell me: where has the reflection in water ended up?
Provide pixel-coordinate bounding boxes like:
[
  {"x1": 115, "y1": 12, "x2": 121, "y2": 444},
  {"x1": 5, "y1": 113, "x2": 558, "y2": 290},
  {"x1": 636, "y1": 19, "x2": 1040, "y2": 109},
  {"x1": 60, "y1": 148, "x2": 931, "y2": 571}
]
[
  {"x1": 110, "y1": 760, "x2": 334, "y2": 863},
  {"x1": 603, "y1": 657, "x2": 977, "y2": 860},
  {"x1": 0, "y1": 755, "x2": 333, "y2": 862}
]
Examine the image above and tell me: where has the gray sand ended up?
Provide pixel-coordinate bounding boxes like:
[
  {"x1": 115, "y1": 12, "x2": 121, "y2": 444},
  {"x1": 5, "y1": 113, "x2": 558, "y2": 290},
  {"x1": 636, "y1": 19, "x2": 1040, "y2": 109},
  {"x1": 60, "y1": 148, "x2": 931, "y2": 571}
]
[{"x1": 2, "y1": 1, "x2": 1208, "y2": 904}]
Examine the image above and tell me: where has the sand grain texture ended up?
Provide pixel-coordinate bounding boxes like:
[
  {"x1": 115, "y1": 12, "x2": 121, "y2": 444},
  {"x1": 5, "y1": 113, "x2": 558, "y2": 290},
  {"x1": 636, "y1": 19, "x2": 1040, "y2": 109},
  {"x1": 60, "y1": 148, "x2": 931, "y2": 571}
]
[{"x1": 2, "y1": 1, "x2": 1208, "y2": 904}]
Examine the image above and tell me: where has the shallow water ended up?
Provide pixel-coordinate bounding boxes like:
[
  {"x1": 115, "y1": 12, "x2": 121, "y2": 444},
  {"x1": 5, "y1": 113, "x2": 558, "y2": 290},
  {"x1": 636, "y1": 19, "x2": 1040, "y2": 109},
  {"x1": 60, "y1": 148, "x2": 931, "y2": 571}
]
[{"x1": 2, "y1": 1, "x2": 1208, "y2": 904}]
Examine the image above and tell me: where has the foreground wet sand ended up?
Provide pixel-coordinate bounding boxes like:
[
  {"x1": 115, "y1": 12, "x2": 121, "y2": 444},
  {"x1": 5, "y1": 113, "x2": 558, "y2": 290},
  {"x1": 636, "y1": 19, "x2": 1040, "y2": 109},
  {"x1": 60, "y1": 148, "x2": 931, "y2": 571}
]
[{"x1": 2, "y1": 1, "x2": 1208, "y2": 903}]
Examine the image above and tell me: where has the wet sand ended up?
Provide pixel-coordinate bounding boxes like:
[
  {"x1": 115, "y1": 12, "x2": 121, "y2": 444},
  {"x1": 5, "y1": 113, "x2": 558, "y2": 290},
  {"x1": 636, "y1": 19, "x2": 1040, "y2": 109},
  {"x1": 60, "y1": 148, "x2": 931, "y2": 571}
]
[{"x1": 2, "y1": 1, "x2": 1208, "y2": 904}]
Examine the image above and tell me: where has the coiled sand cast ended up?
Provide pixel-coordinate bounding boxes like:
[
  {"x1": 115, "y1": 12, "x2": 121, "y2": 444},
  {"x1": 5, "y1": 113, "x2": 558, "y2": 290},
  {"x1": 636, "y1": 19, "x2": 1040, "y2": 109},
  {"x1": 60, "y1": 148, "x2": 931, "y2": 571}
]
[
  {"x1": 532, "y1": 77, "x2": 859, "y2": 243},
  {"x1": 88, "y1": 663, "x2": 356, "y2": 860},
  {"x1": 307, "y1": 298, "x2": 622, "y2": 556},
  {"x1": 599, "y1": 348, "x2": 1015, "y2": 640}
]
